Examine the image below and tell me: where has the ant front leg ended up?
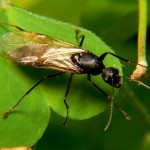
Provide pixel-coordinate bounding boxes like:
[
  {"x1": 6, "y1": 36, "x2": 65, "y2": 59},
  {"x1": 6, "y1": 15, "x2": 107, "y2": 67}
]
[
  {"x1": 98, "y1": 51, "x2": 149, "y2": 70},
  {"x1": 75, "y1": 29, "x2": 85, "y2": 47}
]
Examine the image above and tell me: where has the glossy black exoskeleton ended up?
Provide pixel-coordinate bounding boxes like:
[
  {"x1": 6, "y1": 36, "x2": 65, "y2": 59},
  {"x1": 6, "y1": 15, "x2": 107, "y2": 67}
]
[
  {"x1": 1, "y1": 22, "x2": 148, "y2": 130},
  {"x1": 71, "y1": 52, "x2": 121, "y2": 88}
]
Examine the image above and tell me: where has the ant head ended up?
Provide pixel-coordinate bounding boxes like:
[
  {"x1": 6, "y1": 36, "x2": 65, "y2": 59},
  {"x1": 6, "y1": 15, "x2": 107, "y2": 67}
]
[{"x1": 102, "y1": 67, "x2": 122, "y2": 88}]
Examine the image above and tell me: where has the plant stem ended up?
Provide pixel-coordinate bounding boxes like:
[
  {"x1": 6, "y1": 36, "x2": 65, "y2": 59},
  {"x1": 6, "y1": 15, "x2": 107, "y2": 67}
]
[{"x1": 131, "y1": 0, "x2": 148, "y2": 80}]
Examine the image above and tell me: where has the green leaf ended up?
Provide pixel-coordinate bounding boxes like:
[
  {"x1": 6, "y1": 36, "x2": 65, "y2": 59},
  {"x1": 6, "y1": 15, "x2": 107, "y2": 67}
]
[
  {"x1": 0, "y1": 55, "x2": 50, "y2": 147},
  {"x1": 0, "y1": 5, "x2": 122, "y2": 147}
]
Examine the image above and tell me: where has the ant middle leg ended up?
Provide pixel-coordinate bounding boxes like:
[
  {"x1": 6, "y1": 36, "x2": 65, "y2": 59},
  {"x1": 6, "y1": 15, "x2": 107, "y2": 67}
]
[
  {"x1": 63, "y1": 73, "x2": 74, "y2": 126},
  {"x1": 75, "y1": 29, "x2": 85, "y2": 47}
]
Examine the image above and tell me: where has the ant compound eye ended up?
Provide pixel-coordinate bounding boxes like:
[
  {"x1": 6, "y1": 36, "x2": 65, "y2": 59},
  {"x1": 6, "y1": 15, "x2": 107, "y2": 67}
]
[{"x1": 102, "y1": 67, "x2": 121, "y2": 88}]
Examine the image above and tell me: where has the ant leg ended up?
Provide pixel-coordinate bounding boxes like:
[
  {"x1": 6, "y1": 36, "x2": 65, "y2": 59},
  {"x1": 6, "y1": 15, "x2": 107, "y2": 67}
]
[
  {"x1": 98, "y1": 51, "x2": 149, "y2": 69},
  {"x1": 0, "y1": 22, "x2": 25, "y2": 31},
  {"x1": 87, "y1": 74, "x2": 131, "y2": 131},
  {"x1": 87, "y1": 74, "x2": 113, "y2": 130},
  {"x1": 63, "y1": 73, "x2": 74, "y2": 126},
  {"x1": 75, "y1": 29, "x2": 85, "y2": 47},
  {"x1": 2, "y1": 72, "x2": 64, "y2": 118},
  {"x1": 87, "y1": 74, "x2": 108, "y2": 98}
]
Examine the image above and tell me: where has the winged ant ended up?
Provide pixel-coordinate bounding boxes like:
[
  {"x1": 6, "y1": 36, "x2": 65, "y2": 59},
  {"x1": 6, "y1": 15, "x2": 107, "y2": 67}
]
[{"x1": 0, "y1": 22, "x2": 149, "y2": 131}]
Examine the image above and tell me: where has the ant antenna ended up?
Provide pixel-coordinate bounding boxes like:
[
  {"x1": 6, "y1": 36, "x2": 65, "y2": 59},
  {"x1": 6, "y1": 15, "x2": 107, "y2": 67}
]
[
  {"x1": 122, "y1": 76, "x2": 150, "y2": 90},
  {"x1": 104, "y1": 98, "x2": 114, "y2": 131},
  {"x1": 113, "y1": 102, "x2": 131, "y2": 121},
  {"x1": 87, "y1": 74, "x2": 131, "y2": 131},
  {"x1": 104, "y1": 79, "x2": 131, "y2": 131},
  {"x1": 104, "y1": 79, "x2": 114, "y2": 131}
]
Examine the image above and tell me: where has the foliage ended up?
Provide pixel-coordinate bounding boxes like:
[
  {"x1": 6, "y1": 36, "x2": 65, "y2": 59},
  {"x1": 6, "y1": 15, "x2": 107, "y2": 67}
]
[{"x1": 0, "y1": 0, "x2": 150, "y2": 150}]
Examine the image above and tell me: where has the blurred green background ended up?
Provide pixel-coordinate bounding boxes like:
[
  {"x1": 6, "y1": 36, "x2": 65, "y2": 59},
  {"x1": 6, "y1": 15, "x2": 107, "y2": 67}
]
[{"x1": 2, "y1": 0, "x2": 150, "y2": 149}]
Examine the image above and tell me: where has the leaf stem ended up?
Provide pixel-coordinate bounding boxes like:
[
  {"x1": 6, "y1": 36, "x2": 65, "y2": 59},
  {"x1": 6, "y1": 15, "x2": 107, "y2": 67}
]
[{"x1": 131, "y1": 0, "x2": 148, "y2": 80}]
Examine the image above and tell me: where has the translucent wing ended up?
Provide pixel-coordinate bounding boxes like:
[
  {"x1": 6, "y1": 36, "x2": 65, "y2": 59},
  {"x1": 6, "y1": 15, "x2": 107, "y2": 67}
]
[{"x1": 0, "y1": 31, "x2": 87, "y2": 72}]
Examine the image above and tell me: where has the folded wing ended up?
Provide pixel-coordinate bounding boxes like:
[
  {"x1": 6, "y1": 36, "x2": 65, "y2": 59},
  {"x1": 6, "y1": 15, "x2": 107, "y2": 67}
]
[{"x1": 0, "y1": 31, "x2": 87, "y2": 73}]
